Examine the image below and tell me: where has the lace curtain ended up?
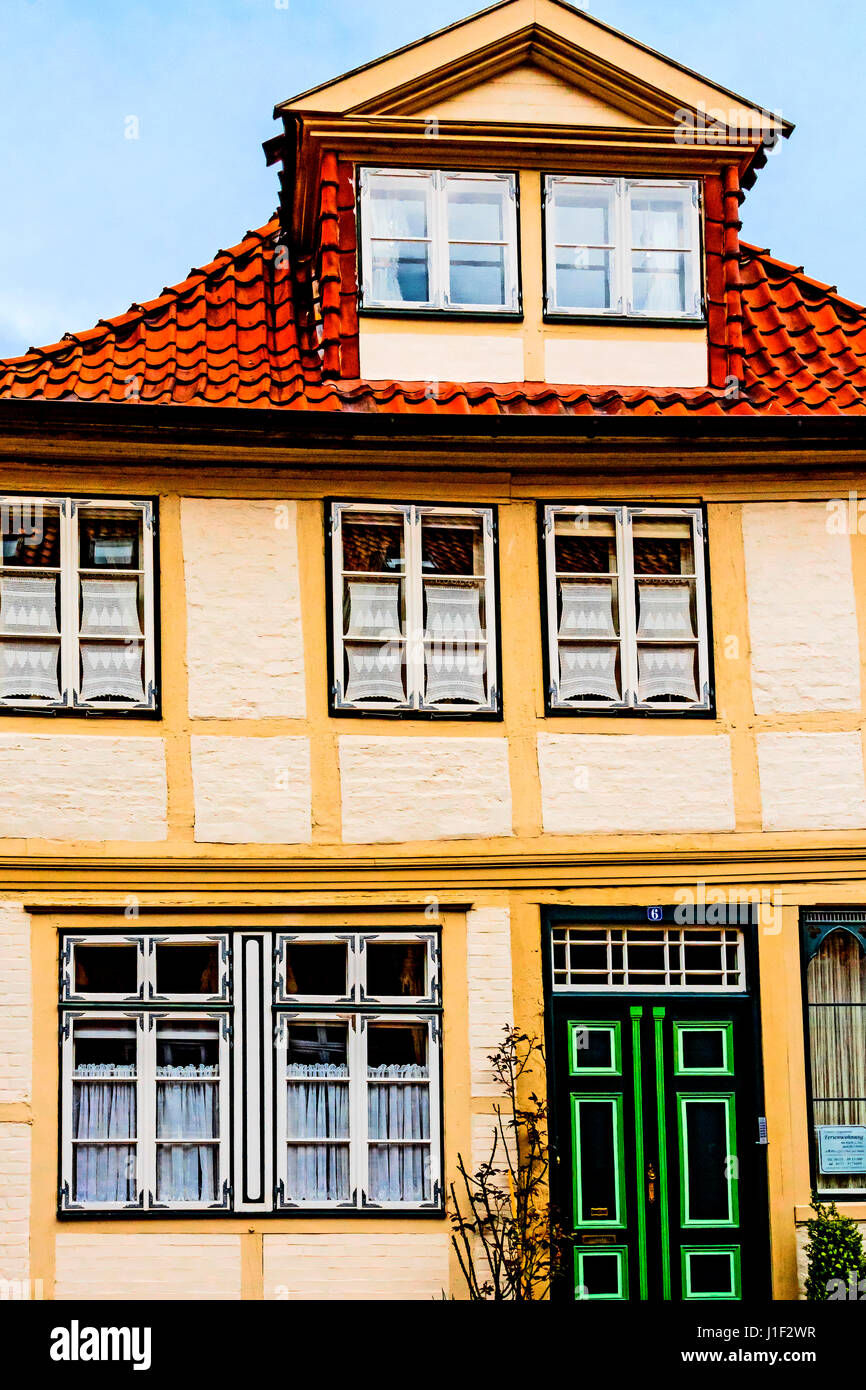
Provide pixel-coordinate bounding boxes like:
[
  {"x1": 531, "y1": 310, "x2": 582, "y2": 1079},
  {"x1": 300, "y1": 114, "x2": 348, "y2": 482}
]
[
  {"x1": 286, "y1": 1062, "x2": 350, "y2": 1202},
  {"x1": 368, "y1": 1063, "x2": 431, "y2": 1203},
  {"x1": 73, "y1": 1064, "x2": 136, "y2": 1203},
  {"x1": 156, "y1": 1065, "x2": 219, "y2": 1203},
  {"x1": 808, "y1": 931, "x2": 866, "y2": 1191}
]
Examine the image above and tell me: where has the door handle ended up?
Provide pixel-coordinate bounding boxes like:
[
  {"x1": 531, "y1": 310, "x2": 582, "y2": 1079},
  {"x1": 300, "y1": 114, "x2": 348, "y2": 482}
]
[{"x1": 646, "y1": 1161, "x2": 657, "y2": 1206}]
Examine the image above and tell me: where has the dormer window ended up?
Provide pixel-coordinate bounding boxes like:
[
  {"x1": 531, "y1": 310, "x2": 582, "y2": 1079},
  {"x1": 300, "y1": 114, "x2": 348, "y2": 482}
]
[
  {"x1": 359, "y1": 168, "x2": 519, "y2": 313},
  {"x1": 544, "y1": 176, "x2": 702, "y2": 320}
]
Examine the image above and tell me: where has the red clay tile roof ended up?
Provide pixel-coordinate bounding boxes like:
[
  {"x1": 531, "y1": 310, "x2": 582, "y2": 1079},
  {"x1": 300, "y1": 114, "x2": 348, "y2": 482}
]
[{"x1": 2, "y1": 217, "x2": 866, "y2": 416}]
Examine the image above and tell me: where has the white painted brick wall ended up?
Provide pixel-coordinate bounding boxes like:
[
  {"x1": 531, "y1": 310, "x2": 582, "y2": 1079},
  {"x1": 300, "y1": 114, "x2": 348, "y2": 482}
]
[
  {"x1": 537, "y1": 733, "x2": 736, "y2": 834},
  {"x1": 467, "y1": 907, "x2": 514, "y2": 1097},
  {"x1": 0, "y1": 1124, "x2": 30, "y2": 1283},
  {"x1": 54, "y1": 1234, "x2": 242, "y2": 1300},
  {"x1": 0, "y1": 903, "x2": 30, "y2": 1103},
  {"x1": 263, "y1": 1232, "x2": 450, "y2": 1300},
  {"x1": 757, "y1": 732, "x2": 866, "y2": 831},
  {"x1": 742, "y1": 502, "x2": 860, "y2": 713},
  {"x1": 0, "y1": 736, "x2": 166, "y2": 840},
  {"x1": 182, "y1": 498, "x2": 306, "y2": 719},
  {"x1": 191, "y1": 736, "x2": 312, "y2": 843},
  {"x1": 340, "y1": 737, "x2": 512, "y2": 843}
]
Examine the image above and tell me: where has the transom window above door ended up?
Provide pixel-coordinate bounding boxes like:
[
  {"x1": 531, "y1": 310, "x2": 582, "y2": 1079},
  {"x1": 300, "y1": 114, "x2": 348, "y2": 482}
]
[
  {"x1": 358, "y1": 168, "x2": 520, "y2": 313},
  {"x1": 0, "y1": 494, "x2": 157, "y2": 712},
  {"x1": 541, "y1": 504, "x2": 712, "y2": 714},
  {"x1": 544, "y1": 176, "x2": 702, "y2": 319},
  {"x1": 329, "y1": 501, "x2": 500, "y2": 715}
]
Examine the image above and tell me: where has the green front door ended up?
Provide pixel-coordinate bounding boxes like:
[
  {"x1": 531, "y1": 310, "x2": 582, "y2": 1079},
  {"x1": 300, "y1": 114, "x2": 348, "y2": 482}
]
[{"x1": 547, "y1": 911, "x2": 770, "y2": 1302}]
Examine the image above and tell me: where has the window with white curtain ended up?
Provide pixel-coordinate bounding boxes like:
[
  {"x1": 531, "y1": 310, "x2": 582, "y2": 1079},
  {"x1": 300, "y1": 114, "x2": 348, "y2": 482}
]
[
  {"x1": 60, "y1": 933, "x2": 231, "y2": 1212},
  {"x1": 804, "y1": 919, "x2": 866, "y2": 1198},
  {"x1": 542, "y1": 503, "x2": 711, "y2": 713},
  {"x1": 0, "y1": 495, "x2": 156, "y2": 712},
  {"x1": 330, "y1": 501, "x2": 499, "y2": 714},
  {"x1": 359, "y1": 168, "x2": 519, "y2": 312},
  {"x1": 544, "y1": 176, "x2": 702, "y2": 319},
  {"x1": 275, "y1": 932, "x2": 441, "y2": 1210},
  {"x1": 59, "y1": 929, "x2": 442, "y2": 1214}
]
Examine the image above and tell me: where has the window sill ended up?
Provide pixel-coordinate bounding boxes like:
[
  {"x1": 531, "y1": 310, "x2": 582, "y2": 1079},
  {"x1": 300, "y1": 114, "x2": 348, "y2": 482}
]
[
  {"x1": 330, "y1": 703, "x2": 503, "y2": 722},
  {"x1": 543, "y1": 312, "x2": 707, "y2": 330},
  {"x1": 359, "y1": 306, "x2": 523, "y2": 324},
  {"x1": 57, "y1": 1205, "x2": 448, "y2": 1221},
  {"x1": 0, "y1": 703, "x2": 161, "y2": 719},
  {"x1": 544, "y1": 704, "x2": 716, "y2": 720}
]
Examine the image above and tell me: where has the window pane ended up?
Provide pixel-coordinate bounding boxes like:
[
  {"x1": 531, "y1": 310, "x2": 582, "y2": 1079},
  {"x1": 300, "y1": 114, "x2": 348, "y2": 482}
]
[
  {"x1": 79, "y1": 510, "x2": 142, "y2": 570},
  {"x1": 559, "y1": 642, "x2": 622, "y2": 703},
  {"x1": 156, "y1": 1020, "x2": 219, "y2": 1203},
  {"x1": 421, "y1": 514, "x2": 485, "y2": 576},
  {"x1": 554, "y1": 515, "x2": 617, "y2": 574},
  {"x1": 371, "y1": 241, "x2": 430, "y2": 304},
  {"x1": 367, "y1": 1023, "x2": 430, "y2": 1203},
  {"x1": 79, "y1": 640, "x2": 145, "y2": 704},
  {"x1": 368, "y1": 180, "x2": 428, "y2": 239},
  {"x1": 630, "y1": 186, "x2": 692, "y2": 249},
  {"x1": 446, "y1": 180, "x2": 507, "y2": 242},
  {"x1": 0, "y1": 639, "x2": 61, "y2": 703},
  {"x1": 556, "y1": 248, "x2": 613, "y2": 310},
  {"x1": 72, "y1": 1019, "x2": 137, "y2": 1204},
  {"x1": 554, "y1": 184, "x2": 615, "y2": 246},
  {"x1": 155, "y1": 942, "x2": 220, "y2": 996},
  {"x1": 631, "y1": 250, "x2": 689, "y2": 315},
  {"x1": 1, "y1": 502, "x2": 60, "y2": 568},
  {"x1": 286, "y1": 1022, "x2": 350, "y2": 1203},
  {"x1": 342, "y1": 513, "x2": 405, "y2": 574},
  {"x1": 73, "y1": 943, "x2": 138, "y2": 995},
  {"x1": 449, "y1": 243, "x2": 506, "y2": 306},
  {"x1": 366, "y1": 943, "x2": 427, "y2": 997},
  {"x1": 632, "y1": 520, "x2": 695, "y2": 575},
  {"x1": 0, "y1": 574, "x2": 60, "y2": 636},
  {"x1": 283, "y1": 943, "x2": 348, "y2": 997}
]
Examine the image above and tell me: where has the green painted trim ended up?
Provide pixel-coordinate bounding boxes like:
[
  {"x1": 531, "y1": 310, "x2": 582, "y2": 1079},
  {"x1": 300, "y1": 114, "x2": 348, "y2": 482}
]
[
  {"x1": 568, "y1": 1019, "x2": 622, "y2": 1077},
  {"x1": 630, "y1": 1006, "x2": 648, "y2": 1300},
  {"x1": 574, "y1": 1245, "x2": 630, "y2": 1301},
  {"x1": 571, "y1": 1092, "x2": 626, "y2": 1230},
  {"x1": 673, "y1": 1021, "x2": 734, "y2": 1076},
  {"x1": 681, "y1": 1245, "x2": 742, "y2": 1300},
  {"x1": 677, "y1": 1093, "x2": 739, "y2": 1229},
  {"x1": 653, "y1": 1007, "x2": 671, "y2": 1300}
]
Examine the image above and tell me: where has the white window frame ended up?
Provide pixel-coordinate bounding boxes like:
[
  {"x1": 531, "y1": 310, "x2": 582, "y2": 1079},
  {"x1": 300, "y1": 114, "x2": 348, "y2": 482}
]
[
  {"x1": 542, "y1": 503, "x2": 711, "y2": 712},
  {"x1": 60, "y1": 1007, "x2": 231, "y2": 1212},
  {"x1": 61, "y1": 933, "x2": 230, "y2": 1004},
  {"x1": 274, "y1": 1009, "x2": 441, "y2": 1212},
  {"x1": 359, "y1": 168, "x2": 519, "y2": 313},
  {"x1": 0, "y1": 494, "x2": 156, "y2": 712},
  {"x1": 330, "y1": 501, "x2": 499, "y2": 714},
  {"x1": 544, "y1": 175, "x2": 702, "y2": 319}
]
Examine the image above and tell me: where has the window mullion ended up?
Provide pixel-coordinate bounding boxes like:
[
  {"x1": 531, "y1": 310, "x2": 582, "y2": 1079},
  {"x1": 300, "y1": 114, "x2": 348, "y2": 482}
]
[
  {"x1": 408, "y1": 507, "x2": 423, "y2": 707},
  {"x1": 140, "y1": 1012, "x2": 152, "y2": 1210},
  {"x1": 617, "y1": 179, "x2": 629, "y2": 315},
  {"x1": 436, "y1": 172, "x2": 448, "y2": 309},
  {"x1": 353, "y1": 1015, "x2": 366, "y2": 1208},
  {"x1": 61, "y1": 499, "x2": 77, "y2": 706},
  {"x1": 620, "y1": 508, "x2": 638, "y2": 706}
]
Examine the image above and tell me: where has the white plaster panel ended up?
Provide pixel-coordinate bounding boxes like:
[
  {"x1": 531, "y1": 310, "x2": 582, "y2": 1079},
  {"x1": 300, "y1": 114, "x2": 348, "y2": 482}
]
[
  {"x1": 742, "y1": 502, "x2": 860, "y2": 713},
  {"x1": 757, "y1": 732, "x2": 866, "y2": 831},
  {"x1": 537, "y1": 733, "x2": 736, "y2": 834},
  {"x1": 544, "y1": 333, "x2": 708, "y2": 387},
  {"x1": 359, "y1": 329, "x2": 524, "y2": 384},
  {"x1": 54, "y1": 1234, "x2": 242, "y2": 1300},
  {"x1": 191, "y1": 736, "x2": 311, "y2": 844},
  {"x1": 0, "y1": 736, "x2": 166, "y2": 841},
  {"x1": 0, "y1": 1124, "x2": 30, "y2": 1285},
  {"x1": 263, "y1": 1232, "x2": 450, "y2": 1300},
  {"x1": 339, "y1": 737, "x2": 512, "y2": 843},
  {"x1": 182, "y1": 498, "x2": 306, "y2": 718},
  {"x1": 0, "y1": 903, "x2": 30, "y2": 1103},
  {"x1": 467, "y1": 907, "x2": 514, "y2": 1096}
]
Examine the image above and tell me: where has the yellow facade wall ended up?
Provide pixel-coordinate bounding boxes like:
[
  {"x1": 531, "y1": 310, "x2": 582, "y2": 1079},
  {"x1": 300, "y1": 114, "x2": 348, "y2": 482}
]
[{"x1": 1, "y1": 460, "x2": 865, "y2": 1300}]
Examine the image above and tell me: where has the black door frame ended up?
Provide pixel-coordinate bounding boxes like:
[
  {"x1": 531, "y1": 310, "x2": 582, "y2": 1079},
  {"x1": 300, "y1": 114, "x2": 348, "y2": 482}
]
[{"x1": 542, "y1": 903, "x2": 772, "y2": 1302}]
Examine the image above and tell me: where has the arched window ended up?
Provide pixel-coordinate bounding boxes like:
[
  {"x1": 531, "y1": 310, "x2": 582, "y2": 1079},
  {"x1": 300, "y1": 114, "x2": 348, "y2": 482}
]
[{"x1": 806, "y1": 929, "x2": 866, "y2": 1195}]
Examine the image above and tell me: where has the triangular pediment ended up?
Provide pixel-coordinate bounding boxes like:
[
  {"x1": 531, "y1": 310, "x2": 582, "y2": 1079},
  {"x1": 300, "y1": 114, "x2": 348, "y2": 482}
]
[{"x1": 277, "y1": 0, "x2": 788, "y2": 143}]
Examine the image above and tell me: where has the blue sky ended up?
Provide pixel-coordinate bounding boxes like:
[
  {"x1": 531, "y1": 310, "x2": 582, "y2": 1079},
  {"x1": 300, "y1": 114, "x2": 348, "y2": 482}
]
[{"x1": 0, "y1": 0, "x2": 861, "y2": 358}]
